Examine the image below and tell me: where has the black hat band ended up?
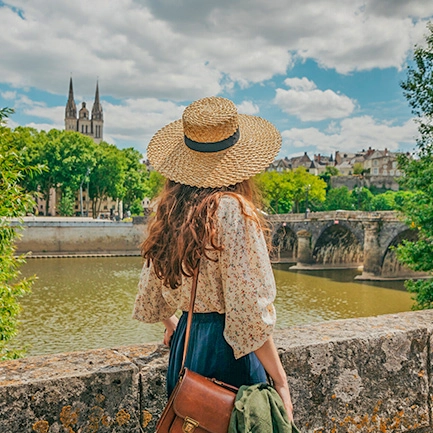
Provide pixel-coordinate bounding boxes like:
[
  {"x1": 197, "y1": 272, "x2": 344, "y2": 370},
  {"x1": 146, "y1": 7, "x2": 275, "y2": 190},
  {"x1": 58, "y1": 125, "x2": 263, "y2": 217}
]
[{"x1": 184, "y1": 128, "x2": 240, "y2": 153}]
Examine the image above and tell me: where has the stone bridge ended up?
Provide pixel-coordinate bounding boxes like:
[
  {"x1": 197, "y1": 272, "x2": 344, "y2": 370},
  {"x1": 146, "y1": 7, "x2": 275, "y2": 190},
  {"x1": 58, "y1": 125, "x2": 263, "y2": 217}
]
[{"x1": 267, "y1": 211, "x2": 418, "y2": 280}]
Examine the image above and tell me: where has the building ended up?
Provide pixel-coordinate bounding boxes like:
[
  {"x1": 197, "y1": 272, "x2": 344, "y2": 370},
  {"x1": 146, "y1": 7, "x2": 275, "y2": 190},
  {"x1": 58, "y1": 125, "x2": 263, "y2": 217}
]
[{"x1": 65, "y1": 78, "x2": 104, "y2": 144}]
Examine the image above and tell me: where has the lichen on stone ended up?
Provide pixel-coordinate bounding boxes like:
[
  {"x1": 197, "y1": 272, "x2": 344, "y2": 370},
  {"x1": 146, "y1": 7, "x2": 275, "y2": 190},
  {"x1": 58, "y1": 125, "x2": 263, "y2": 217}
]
[
  {"x1": 32, "y1": 420, "x2": 49, "y2": 433},
  {"x1": 116, "y1": 409, "x2": 130, "y2": 426},
  {"x1": 142, "y1": 410, "x2": 152, "y2": 428}
]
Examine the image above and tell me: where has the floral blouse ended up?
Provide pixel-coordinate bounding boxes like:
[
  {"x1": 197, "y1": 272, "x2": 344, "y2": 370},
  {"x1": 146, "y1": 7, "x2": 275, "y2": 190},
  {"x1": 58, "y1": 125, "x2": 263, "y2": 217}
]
[{"x1": 132, "y1": 195, "x2": 276, "y2": 359}]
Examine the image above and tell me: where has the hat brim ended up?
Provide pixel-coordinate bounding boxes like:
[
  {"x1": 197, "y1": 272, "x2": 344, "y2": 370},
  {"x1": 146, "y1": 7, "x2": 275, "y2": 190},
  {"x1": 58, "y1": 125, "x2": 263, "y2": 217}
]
[{"x1": 147, "y1": 114, "x2": 282, "y2": 188}]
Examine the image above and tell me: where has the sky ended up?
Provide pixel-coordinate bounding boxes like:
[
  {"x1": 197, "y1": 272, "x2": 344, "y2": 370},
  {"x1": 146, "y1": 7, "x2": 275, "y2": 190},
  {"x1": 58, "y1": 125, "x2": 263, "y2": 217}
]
[{"x1": 1, "y1": 0, "x2": 432, "y2": 159}]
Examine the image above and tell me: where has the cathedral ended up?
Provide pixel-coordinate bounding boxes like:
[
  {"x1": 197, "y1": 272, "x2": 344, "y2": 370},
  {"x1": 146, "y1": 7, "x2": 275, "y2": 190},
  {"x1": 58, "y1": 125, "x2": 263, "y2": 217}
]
[{"x1": 65, "y1": 78, "x2": 103, "y2": 143}]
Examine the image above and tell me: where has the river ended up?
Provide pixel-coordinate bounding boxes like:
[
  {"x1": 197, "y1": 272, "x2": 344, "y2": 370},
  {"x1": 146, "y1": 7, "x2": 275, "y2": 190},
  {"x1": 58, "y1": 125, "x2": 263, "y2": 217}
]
[{"x1": 14, "y1": 257, "x2": 413, "y2": 357}]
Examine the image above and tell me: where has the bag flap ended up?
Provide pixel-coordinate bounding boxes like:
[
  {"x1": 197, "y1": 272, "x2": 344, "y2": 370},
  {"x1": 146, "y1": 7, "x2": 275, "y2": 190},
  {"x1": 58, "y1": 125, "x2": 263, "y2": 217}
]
[{"x1": 173, "y1": 369, "x2": 236, "y2": 433}]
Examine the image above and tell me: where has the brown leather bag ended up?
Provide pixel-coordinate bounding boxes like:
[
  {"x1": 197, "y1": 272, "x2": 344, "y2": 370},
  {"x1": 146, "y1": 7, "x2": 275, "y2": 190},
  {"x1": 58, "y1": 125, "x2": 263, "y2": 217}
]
[{"x1": 156, "y1": 267, "x2": 238, "y2": 433}]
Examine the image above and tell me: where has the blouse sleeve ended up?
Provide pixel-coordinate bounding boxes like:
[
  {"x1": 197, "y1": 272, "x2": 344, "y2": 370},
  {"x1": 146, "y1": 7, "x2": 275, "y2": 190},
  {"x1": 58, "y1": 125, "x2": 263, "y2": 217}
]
[
  {"x1": 132, "y1": 261, "x2": 177, "y2": 323},
  {"x1": 217, "y1": 196, "x2": 276, "y2": 359}
]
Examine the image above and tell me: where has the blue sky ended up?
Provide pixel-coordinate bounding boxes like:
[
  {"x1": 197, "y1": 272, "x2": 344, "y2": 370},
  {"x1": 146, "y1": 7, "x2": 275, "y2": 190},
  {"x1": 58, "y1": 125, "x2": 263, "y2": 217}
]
[{"x1": 1, "y1": 0, "x2": 432, "y2": 158}]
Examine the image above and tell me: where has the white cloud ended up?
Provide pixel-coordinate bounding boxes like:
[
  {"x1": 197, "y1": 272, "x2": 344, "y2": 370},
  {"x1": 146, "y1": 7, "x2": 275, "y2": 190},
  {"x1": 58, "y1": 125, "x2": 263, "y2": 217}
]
[
  {"x1": 280, "y1": 116, "x2": 418, "y2": 157},
  {"x1": 236, "y1": 100, "x2": 260, "y2": 115},
  {"x1": 283, "y1": 78, "x2": 317, "y2": 92},
  {"x1": 0, "y1": 0, "x2": 432, "y2": 102},
  {"x1": 103, "y1": 98, "x2": 184, "y2": 151},
  {"x1": 275, "y1": 78, "x2": 356, "y2": 121},
  {"x1": 1, "y1": 91, "x2": 16, "y2": 100}
]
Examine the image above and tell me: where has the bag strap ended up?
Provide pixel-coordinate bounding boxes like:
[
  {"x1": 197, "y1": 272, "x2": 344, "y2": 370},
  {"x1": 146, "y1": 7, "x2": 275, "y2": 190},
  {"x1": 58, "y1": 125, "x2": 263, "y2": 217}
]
[{"x1": 180, "y1": 265, "x2": 200, "y2": 372}]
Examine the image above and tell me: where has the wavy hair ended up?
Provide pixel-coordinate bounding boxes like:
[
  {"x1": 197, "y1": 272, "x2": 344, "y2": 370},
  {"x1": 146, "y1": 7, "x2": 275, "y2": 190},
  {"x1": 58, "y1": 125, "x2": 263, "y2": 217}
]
[{"x1": 141, "y1": 178, "x2": 266, "y2": 289}]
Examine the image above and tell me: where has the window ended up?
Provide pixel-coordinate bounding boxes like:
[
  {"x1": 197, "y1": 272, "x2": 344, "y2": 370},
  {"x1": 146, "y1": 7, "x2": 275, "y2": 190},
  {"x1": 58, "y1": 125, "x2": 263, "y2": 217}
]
[
  {"x1": 373, "y1": 168, "x2": 378, "y2": 175},
  {"x1": 85, "y1": 125, "x2": 88, "y2": 133},
  {"x1": 81, "y1": 125, "x2": 84, "y2": 133}
]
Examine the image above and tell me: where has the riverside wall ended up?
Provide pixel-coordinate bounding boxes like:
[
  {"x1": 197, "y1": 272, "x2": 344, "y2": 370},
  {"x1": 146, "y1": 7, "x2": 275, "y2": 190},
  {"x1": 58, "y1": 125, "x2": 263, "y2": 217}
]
[
  {"x1": 11, "y1": 217, "x2": 146, "y2": 256},
  {"x1": 1, "y1": 310, "x2": 433, "y2": 433}
]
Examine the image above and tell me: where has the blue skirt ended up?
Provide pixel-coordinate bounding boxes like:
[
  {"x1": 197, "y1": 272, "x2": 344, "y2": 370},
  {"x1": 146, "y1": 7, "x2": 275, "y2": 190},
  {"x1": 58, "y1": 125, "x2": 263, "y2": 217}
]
[{"x1": 166, "y1": 312, "x2": 267, "y2": 397}]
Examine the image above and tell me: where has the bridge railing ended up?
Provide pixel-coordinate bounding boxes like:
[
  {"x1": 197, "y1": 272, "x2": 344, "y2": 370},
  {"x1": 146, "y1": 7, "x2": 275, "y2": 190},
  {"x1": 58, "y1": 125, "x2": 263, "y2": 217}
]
[{"x1": 267, "y1": 210, "x2": 401, "y2": 222}]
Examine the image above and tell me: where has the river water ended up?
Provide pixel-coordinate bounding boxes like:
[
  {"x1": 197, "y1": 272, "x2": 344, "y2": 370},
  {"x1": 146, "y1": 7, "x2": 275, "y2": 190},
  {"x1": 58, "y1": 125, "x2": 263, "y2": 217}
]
[{"x1": 15, "y1": 257, "x2": 413, "y2": 357}]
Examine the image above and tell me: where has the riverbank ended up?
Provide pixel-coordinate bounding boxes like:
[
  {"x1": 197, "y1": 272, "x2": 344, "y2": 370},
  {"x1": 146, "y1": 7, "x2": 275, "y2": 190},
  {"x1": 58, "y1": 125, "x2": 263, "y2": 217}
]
[
  {"x1": 11, "y1": 217, "x2": 145, "y2": 256},
  {"x1": 1, "y1": 310, "x2": 432, "y2": 432}
]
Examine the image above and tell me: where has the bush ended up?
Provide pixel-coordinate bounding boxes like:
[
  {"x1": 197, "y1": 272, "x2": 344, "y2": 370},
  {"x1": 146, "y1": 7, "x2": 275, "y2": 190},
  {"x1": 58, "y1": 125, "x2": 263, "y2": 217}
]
[{"x1": 0, "y1": 108, "x2": 40, "y2": 359}]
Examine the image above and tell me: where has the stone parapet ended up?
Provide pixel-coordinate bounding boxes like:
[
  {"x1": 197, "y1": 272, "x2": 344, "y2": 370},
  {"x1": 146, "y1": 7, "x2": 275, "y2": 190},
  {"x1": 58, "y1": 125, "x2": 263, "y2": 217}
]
[
  {"x1": 10, "y1": 218, "x2": 146, "y2": 255},
  {"x1": 1, "y1": 311, "x2": 433, "y2": 432}
]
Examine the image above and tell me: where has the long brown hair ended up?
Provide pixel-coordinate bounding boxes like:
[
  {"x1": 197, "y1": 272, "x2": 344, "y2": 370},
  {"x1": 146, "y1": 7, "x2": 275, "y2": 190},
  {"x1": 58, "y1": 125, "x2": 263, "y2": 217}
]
[{"x1": 141, "y1": 178, "x2": 266, "y2": 289}]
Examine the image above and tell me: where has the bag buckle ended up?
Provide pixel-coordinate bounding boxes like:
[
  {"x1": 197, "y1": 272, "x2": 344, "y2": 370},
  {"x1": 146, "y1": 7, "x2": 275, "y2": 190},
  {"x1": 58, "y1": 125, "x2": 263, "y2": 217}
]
[{"x1": 182, "y1": 416, "x2": 199, "y2": 432}]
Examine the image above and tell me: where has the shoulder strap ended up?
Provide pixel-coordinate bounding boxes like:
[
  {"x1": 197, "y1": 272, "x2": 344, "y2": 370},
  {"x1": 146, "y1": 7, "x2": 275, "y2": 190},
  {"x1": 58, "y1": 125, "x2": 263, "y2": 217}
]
[{"x1": 180, "y1": 265, "x2": 200, "y2": 372}]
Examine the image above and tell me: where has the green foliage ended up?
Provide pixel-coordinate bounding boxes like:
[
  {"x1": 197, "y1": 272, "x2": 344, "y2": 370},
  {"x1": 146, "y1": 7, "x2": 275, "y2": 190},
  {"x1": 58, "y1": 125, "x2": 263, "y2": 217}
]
[
  {"x1": 370, "y1": 190, "x2": 397, "y2": 211},
  {"x1": 121, "y1": 148, "x2": 148, "y2": 213},
  {"x1": 254, "y1": 167, "x2": 326, "y2": 214},
  {"x1": 351, "y1": 187, "x2": 374, "y2": 211},
  {"x1": 10, "y1": 127, "x2": 150, "y2": 218},
  {"x1": 397, "y1": 22, "x2": 433, "y2": 309},
  {"x1": 353, "y1": 163, "x2": 364, "y2": 175},
  {"x1": 318, "y1": 166, "x2": 340, "y2": 191},
  {"x1": 144, "y1": 171, "x2": 166, "y2": 201},
  {"x1": 58, "y1": 188, "x2": 75, "y2": 216},
  {"x1": 9, "y1": 128, "x2": 96, "y2": 214},
  {"x1": 0, "y1": 108, "x2": 38, "y2": 359},
  {"x1": 88, "y1": 142, "x2": 126, "y2": 217},
  {"x1": 322, "y1": 186, "x2": 353, "y2": 211},
  {"x1": 254, "y1": 171, "x2": 293, "y2": 214}
]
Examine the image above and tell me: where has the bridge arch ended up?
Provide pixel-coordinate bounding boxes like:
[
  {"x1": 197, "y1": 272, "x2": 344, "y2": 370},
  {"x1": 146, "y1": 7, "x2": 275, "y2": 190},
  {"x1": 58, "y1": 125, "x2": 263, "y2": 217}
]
[
  {"x1": 272, "y1": 223, "x2": 297, "y2": 261},
  {"x1": 381, "y1": 229, "x2": 419, "y2": 278},
  {"x1": 313, "y1": 222, "x2": 363, "y2": 266}
]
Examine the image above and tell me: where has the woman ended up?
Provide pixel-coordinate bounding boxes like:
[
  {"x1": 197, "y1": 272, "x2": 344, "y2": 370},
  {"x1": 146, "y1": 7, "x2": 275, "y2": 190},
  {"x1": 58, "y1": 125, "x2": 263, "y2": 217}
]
[{"x1": 133, "y1": 96, "x2": 293, "y2": 420}]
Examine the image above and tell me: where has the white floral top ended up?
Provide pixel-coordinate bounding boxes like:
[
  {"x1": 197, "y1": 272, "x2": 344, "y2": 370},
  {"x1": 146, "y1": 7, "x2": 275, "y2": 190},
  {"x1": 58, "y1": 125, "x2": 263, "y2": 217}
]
[{"x1": 132, "y1": 195, "x2": 276, "y2": 359}]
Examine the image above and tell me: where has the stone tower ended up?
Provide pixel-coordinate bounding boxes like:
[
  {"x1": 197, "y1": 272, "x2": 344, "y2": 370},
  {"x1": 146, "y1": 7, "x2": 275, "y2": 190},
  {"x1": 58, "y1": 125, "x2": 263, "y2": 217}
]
[
  {"x1": 64, "y1": 79, "x2": 104, "y2": 144},
  {"x1": 91, "y1": 82, "x2": 103, "y2": 143},
  {"x1": 64, "y1": 78, "x2": 77, "y2": 132}
]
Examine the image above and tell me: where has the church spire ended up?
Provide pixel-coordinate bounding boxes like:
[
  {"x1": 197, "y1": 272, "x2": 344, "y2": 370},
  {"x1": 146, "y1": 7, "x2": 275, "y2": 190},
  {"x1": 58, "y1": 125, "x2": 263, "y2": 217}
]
[
  {"x1": 91, "y1": 81, "x2": 103, "y2": 121},
  {"x1": 65, "y1": 77, "x2": 77, "y2": 119}
]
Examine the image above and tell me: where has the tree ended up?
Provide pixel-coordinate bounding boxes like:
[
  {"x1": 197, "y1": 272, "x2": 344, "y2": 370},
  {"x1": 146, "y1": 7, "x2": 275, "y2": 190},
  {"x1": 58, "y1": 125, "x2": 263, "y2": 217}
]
[
  {"x1": 10, "y1": 128, "x2": 97, "y2": 215},
  {"x1": 88, "y1": 142, "x2": 126, "y2": 217},
  {"x1": 254, "y1": 167, "x2": 326, "y2": 214},
  {"x1": 287, "y1": 167, "x2": 327, "y2": 213},
  {"x1": 0, "y1": 108, "x2": 39, "y2": 359},
  {"x1": 319, "y1": 165, "x2": 339, "y2": 191},
  {"x1": 254, "y1": 171, "x2": 293, "y2": 214},
  {"x1": 323, "y1": 186, "x2": 353, "y2": 211},
  {"x1": 121, "y1": 148, "x2": 148, "y2": 215},
  {"x1": 351, "y1": 187, "x2": 374, "y2": 211},
  {"x1": 396, "y1": 22, "x2": 433, "y2": 309},
  {"x1": 353, "y1": 163, "x2": 364, "y2": 175}
]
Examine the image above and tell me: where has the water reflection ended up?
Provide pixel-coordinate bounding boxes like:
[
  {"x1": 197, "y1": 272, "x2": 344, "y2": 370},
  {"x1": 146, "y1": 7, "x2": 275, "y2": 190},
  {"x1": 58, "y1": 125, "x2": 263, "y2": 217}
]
[{"x1": 14, "y1": 258, "x2": 412, "y2": 357}]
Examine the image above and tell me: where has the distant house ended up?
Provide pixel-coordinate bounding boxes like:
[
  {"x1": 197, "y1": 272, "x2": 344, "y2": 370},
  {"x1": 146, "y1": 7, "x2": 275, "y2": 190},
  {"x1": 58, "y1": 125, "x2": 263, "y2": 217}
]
[
  {"x1": 290, "y1": 152, "x2": 312, "y2": 170},
  {"x1": 363, "y1": 149, "x2": 402, "y2": 176},
  {"x1": 309, "y1": 153, "x2": 334, "y2": 175},
  {"x1": 266, "y1": 157, "x2": 292, "y2": 172},
  {"x1": 335, "y1": 160, "x2": 354, "y2": 176}
]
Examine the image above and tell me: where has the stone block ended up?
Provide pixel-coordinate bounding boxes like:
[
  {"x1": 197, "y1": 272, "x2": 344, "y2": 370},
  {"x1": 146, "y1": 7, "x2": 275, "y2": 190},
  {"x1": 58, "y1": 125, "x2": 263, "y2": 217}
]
[
  {"x1": 274, "y1": 311, "x2": 433, "y2": 432},
  {"x1": 0, "y1": 349, "x2": 140, "y2": 433},
  {"x1": 115, "y1": 344, "x2": 169, "y2": 431}
]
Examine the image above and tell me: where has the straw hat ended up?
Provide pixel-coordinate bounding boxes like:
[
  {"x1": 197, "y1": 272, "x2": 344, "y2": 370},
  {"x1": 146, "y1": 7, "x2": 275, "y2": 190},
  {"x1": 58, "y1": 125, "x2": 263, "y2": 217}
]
[{"x1": 147, "y1": 96, "x2": 282, "y2": 188}]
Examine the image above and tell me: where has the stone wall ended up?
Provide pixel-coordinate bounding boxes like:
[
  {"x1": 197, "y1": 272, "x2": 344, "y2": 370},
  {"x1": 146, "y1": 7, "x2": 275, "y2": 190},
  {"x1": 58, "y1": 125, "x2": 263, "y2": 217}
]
[
  {"x1": 1, "y1": 310, "x2": 432, "y2": 432},
  {"x1": 11, "y1": 217, "x2": 146, "y2": 255},
  {"x1": 330, "y1": 174, "x2": 400, "y2": 191}
]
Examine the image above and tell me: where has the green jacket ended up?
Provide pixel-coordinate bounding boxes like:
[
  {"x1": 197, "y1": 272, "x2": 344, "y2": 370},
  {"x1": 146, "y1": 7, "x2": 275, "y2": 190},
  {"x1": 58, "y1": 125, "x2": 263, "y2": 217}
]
[{"x1": 228, "y1": 383, "x2": 301, "y2": 433}]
